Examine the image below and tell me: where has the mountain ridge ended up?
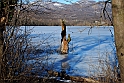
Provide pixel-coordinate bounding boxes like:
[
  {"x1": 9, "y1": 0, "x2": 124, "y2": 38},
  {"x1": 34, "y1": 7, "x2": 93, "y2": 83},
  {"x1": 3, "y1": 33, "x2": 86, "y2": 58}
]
[{"x1": 19, "y1": 1, "x2": 112, "y2": 26}]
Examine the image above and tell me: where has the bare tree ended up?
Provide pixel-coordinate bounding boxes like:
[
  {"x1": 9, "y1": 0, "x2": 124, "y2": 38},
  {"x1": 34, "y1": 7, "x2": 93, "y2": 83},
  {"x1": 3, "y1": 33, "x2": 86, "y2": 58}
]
[
  {"x1": 0, "y1": 0, "x2": 18, "y2": 80},
  {"x1": 112, "y1": 0, "x2": 124, "y2": 82},
  {"x1": 0, "y1": 0, "x2": 61, "y2": 82}
]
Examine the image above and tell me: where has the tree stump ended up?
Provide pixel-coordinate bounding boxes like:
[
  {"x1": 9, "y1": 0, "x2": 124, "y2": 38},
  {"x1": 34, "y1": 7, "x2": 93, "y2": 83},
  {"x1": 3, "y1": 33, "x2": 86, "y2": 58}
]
[{"x1": 60, "y1": 19, "x2": 68, "y2": 54}]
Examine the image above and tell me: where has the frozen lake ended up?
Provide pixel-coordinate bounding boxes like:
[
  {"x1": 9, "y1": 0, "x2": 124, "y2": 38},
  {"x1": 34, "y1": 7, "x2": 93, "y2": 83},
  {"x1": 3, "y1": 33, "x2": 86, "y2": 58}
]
[{"x1": 22, "y1": 26, "x2": 116, "y2": 77}]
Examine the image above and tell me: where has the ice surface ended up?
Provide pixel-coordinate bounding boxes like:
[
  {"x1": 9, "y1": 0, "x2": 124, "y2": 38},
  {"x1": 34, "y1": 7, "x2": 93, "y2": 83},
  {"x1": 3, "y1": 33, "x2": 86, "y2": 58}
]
[{"x1": 24, "y1": 26, "x2": 116, "y2": 77}]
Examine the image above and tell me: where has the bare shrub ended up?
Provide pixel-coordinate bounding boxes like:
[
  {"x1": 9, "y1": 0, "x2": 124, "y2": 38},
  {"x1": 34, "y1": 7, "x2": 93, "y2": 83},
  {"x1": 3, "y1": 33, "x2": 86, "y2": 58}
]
[
  {"x1": 1, "y1": 26, "x2": 59, "y2": 83},
  {"x1": 88, "y1": 45, "x2": 119, "y2": 83}
]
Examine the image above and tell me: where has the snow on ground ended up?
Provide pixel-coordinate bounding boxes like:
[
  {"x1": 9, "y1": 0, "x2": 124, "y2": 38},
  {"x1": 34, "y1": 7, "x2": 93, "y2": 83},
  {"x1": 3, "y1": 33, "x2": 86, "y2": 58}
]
[{"x1": 24, "y1": 26, "x2": 116, "y2": 77}]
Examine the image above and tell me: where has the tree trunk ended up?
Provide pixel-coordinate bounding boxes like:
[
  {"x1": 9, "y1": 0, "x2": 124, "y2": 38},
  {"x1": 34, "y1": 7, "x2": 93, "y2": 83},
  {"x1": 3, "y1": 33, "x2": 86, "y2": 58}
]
[
  {"x1": 0, "y1": 19, "x2": 5, "y2": 83},
  {"x1": 60, "y1": 19, "x2": 68, "y2": 54},
  {"x1": 112, "y1": 0, "x2": 124, "y2": 82},
  {"x1": 0, "y1": 2, "x2": 6, "y2": 78},
  {"x1": 0, "y1": 0, "x2": 7, "y2": 79},
  {"x1": 61, "y1": 19, "x2": 66, "y2": 43}
]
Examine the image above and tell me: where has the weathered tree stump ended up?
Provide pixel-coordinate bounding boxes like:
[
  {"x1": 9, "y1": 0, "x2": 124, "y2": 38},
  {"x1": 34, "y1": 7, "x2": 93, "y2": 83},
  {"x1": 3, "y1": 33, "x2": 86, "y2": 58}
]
[
  {"x1": 61, "y1": 19, "x2": 66, "y2": 43},
  {"x1": 60, "y1": 19, "x2": 71, "y2": 54}
]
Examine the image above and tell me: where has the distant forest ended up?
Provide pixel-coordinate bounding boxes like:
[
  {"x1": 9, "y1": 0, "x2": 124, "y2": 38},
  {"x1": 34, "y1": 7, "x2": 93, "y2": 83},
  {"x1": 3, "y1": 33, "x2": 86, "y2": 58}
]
[
  {"x1": 16, "y1": 11, "x2": 112, "y2": 26},
  {"x1": 18, "y1": 12, "x2": 111, "y2": 26}
]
